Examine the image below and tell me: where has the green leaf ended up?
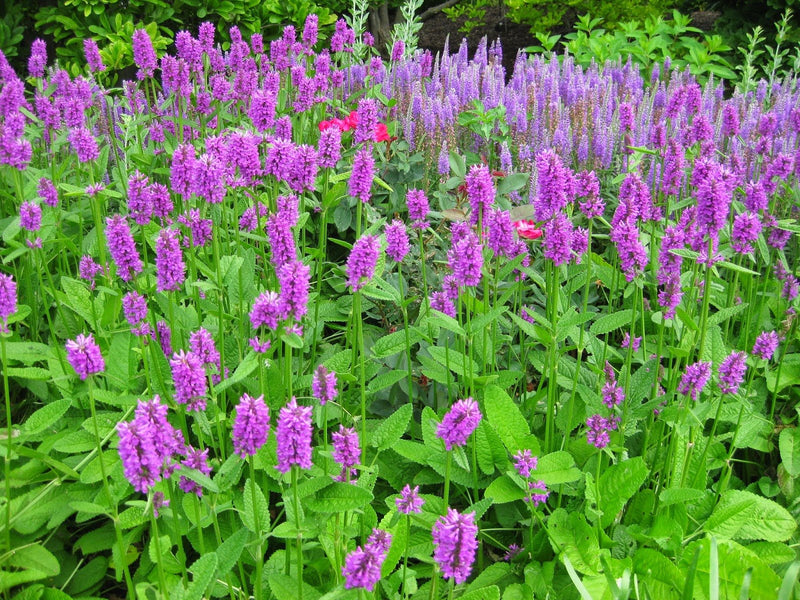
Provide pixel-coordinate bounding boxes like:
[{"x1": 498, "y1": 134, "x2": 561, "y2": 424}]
[
  {"x1": 633, "y1": 548, "x2": 683, "y2": 598},
  {"x1": 186, "y1": 553, "x2": 218, "y2": 600},
  {"x1": 424, "y1": 309, "x2": 466, "y2": 336},
  {"x1": 214, "y1": 351, "x2": 258, "y2": 393},
  {"x1": 548, "y1": 508, "x2": 604, "y2": 575},
  {"x1": 537, "y1": 451, "x2": 581, "y2": 485},
  {"x1": 212, "y1": 527, "x2": 247, "y2": 579},
  {"x1": 305, "y1": 482, "x2": 373, "y2": 512},
  {"x1": 457, "y1": 586, "x2": 500, "y2": 600},
  {"x1": 745, "y1": 542, "x2": 796, "y2": 565},
  {"x1": 705, "y1": 490, "x2": 797, "y2": 542},
  {"x1": 7, "y1": 544, "x2": 60, "y2": 576},
  {"x1": 426, "y1": 345, "x2": 479, "y2": 377},
  {"x1": 268, "y1": 573, "x2": 321, "y2": 600},
  {"x1": 60, "y1": 277, "x2": 97, "y2": 329},
  {"x1": 371, "y1": 403, "x2": 412, "y2": 452},
  {"x1": 660, "y1": 488, "x2": 705, "y2": 507},
  {"x1": 597, "y1": 457, "x2": 649, "y2": 528},
  {"x1": 483, "y1": 475, "x2": 525, "y2": 504},
  {"x1": 22, "y1": 399, "x2": 71, "y2": 436},
  {"x1": 242, "y1": 478, "x2": 270, "y2": 533},
  {"x1": 590, "y1": 309, "x2": 633, "y2": 336},
  {"x1": 371, "y1": 330, "x2": 420, "y2": 359},
  {"x1": 484, "y1": 385, "x2": 530, "y2": 452},
  {"x1": 497, "y1": 172, "x2": 530, "y2": 196},
  {"x1": 778, "y1": 427, "x2": 800, "y2": 477},
  {"x1": 366, "y1": 370, "x2": 407, "y2": 395}
]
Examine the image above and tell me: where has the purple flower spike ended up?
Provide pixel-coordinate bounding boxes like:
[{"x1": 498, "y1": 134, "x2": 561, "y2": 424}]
[
  {"x1": 465, "y1": 164, "x2": 495, "y2": 225},
  {"x1": 342, "y1": 529, "x2": 392, "y2": 592},
  {"x1": 437, "y1": 397, "x2": 482, "y2": 450},
  {"x1": 513, "y1": 449, "x2": 537, "y2": 478},
  {"x1": 232, "y1": 393, "x2": 270, "y2": 458},
  {"x1": 19, "y1": 202, "x2": 41, "y2": 232},
  {"x1": 170, "y1": 350, "x2": 207, "y2": 411},
  {"x1": 117, "y1": 420, "x2": 161, "y2": 493},
  {"x1": 349, "y1": 145, "x2": 375, "y2": 203},
  {"x1": 83, "y1": 39, "x2": 105, "y2": 72},
  {"x1": 66, "y1": 333, "x2": 105, "y2": 380},
  {"x1": 0, "y1": 273, "x2": 17, "y2": 332},
  {"x1": 106, "y1": 215, "x2": 142, "y2": 282},
  {"x1": 718, "y1": 351, "x2": 747, "y2": 395},
  {"x1": 132, "y1": 29, "x2": 158, "y2": 79},
  {"x1": 396, "y1": 484, "x2": 424, "y2": 514},
  {"x1": 346, "y1": 235, "x2": 380, "y2": 292},
  {"x1": 432, "y1": 508, "x2": 478, "y2": 584},
  {"x1": 753, "y1": 331, "x2": 779, "y2": 361},
  {"x1": 275, "y1": 397, "x2": 313, "y2": 473},
  {"x1": 155, "y1": 228, "x2": 186, "y2": 292},
  {"x1": 678, "y1": 361, "x2": 712, "y2": 401},
  {"x1": 312, "y1": 365, "x2": 337, "y2": 405},
  {"x1": 179, "y1": 447, "x2": 212, "y2": 497},
  {"x1": 407, "y1": 189, "x2": 430, "y2": 228},
  {"x1": 332, "y1": 425, "x2": 360, "y2": 481},
  {"x1": 385, "y1": 219, "x2": 409, "y2": 263}
]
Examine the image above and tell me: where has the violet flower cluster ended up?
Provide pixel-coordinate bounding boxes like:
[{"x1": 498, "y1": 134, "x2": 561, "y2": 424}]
[{"x1": 432, "y1": 508, "x2": 478, "y2": 584}]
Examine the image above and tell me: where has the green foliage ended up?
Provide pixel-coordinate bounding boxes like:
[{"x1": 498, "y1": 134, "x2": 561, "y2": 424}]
[{"x1": 443, "y1": 0, "x2": 491, "y2": 34}]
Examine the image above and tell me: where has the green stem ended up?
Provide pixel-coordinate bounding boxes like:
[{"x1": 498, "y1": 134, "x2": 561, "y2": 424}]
[
  {"x1": 2, "y1": 334, "x2": 11, "y2": 553},
  {"x1": 443, "y1": 451, "x2": 452, "y2": 512},
  {"x1": 250, "y1": 460, "x2": 263, "y2": 600},
  {"x1": 402, "y1": 514, "x2": 411, "y2": 600},
  {"x1": 355, "y1": 291, "x2": 367, "y2": 465},
  {"x1": 293, "y1": 466, "x2": 304, "y2": 600},
  {"x1": 695, "y1": 237, "x2": 715, "y2": 361}
]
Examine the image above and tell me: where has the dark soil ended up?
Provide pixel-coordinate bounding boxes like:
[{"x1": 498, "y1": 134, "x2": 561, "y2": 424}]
[{"x1": 417, "y1": 3, "x2": 538, "y2": 75}]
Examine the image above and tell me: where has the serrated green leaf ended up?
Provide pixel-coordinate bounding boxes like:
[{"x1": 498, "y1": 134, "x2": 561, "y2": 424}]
[
  {"x1": 484, "y1": 385, "x2": 530, "y2": 452},
  {"x1": 186, "y1": 553, "x2": 217, "y2": 600},
  {"x1": 305, "y1": 482, "x2": 373, "y2": 512},
  {"x1": 549, "y1": 508, "x2": 604, "y2": 575},
  {"x1": 537, "y1": 451, "x2": 581, "y2": 485},
  {"x1": 268, "y1": 573, "x2": 321, "y2": 600},
  {"x1": 371, "y1": 403, "x2": 412, "y2": 452},
  {"x1": 705, "y1": 490, "x2": 797, "y2": 542},
  {"x1": 598, "y1": 457, "x2": 649, "y2": 528},
  {"x1": 426, "y1": 345, "x2": 479, "y2": 377},
  {"x1": 23, "y1": 399, "x2": 71, "y2": 436},
  {"x1": 779, "y1": 427, "x2": 800, "y2": 477},
  {"x1": 214, "y1": 352, "x2": 258, "y2": 393},
  {"x1": 371, "y1": 330, "x2": 420, "y2": 359},
  {"x1": 590, "y1": 309, "x2": 634, "y2": 336},
  {"x1": 215, "y1": 528, "x2": 248, "y2": 578},
  {"x1": 483, "y1": 475, "x2": 525, "y2": 504},
  {"x1": 424, "y1": 309, "x2": 466, "y2": 336},
  {"x1": 7, "y1": 544, "x2": 60, "y2": 577},
  {"x1": 366, "y1": 370, "x2": 407, "y2": 395},
  {"x1": 242, "y1": 478, "x2": 270, "y2": 533}
]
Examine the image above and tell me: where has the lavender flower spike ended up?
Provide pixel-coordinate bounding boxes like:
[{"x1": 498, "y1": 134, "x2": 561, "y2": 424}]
[
  {"x1": 155, "y1": 228, "x2": 186, "y2": 292},
  {"x1": 346, "y1": 235, "x2": 380, "y2": 292},
  {"x1": 432, "y1": 508, "x2": 478, "y2": 584},
  {"x1": 0, "y1": 273, "x2": 17, "y2": 332},
  {"x1": 753, "y1": 331, "x2": 779, "y2": 361},
  {"x1": 170, "y1": 350, "x2": 207, "y2": 411},
  {"x1": 396, "y1": 484, "x2": 424, "y2": 514},
  {"x1": 66, "y1": 333, "x2": 105, "y2": 380},
  {"x1": 275, "y1": 397, "x2": 313, "y2": 473},
  {"x1": 312, "y1": 365, "x2": 338, "y2": 405},
  {"x1": 437, "y1": 397, "x2": 482, "y2": 450},
  {"x1": 678, "y1": 361, "x2": 711, "y2": 401},
  {"x1": 718, "y1": 351, "x2": 747, "y2": 395},
  {"x1": 232, "y1": 393, "x2": 270, "y2": 457}
]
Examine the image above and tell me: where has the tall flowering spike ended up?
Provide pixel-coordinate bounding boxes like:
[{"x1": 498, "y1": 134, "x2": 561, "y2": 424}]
[
  {"x1": 170, "y1": 144, "x2": 196, "y2": 200},
  {"x1": 155, "y1": 228, "x2": 186, "y2": 292},
  {"x1": 192, "y1": 153, "x2": 226, "y2": 204},
  {"x1": 127, "y1": 171, "x2": 152, "y2": 225},
  {"x1": 678, "y1": 361, "x2": 712, "y2": 401},
  {"x1": 66, "y1": 333, "x2": 105, "y2": 380},
  {"x1": 586, "y1": 414, "x2": 618, "y2": 449},
  {"x1": 312, "y1": 365, "x2": 338, "y2": 405},
  {"x1": 170, "y1": 350, "x2": 207, "y2": 411},
  {"x1": 332, "y1": 425, "x2": 360, "y2": 481},
  {"x1": 513, "y1": 449, "x2": 537, "y2": 478},
  {"x1": 250, "y1": 290, "x2": 285, "y2": 330},
  {"x1": 396, "y1": 484, "x2": 424, "y2": 514},
  {"x1": 179, "y1": 446, "x2": 212, "y2": 497},
  {"x1": 465, "y1": 164, "x2": 495, "y2": 225},
  {"x1": 0, "y1": 273, "x2": 17, "y2": 332},
  {"x1": 753, "y1": 331, "x2": 779, "y2": 361},
  {"x1": 132, "y1": 29, "x2": 158, "y2": 79},
  {"x1": 534, "y1": 150, "x2": 574, "y2": 222},
  {"x1": 19, "y1": 202, "x2": 41, "y2": 232},
  {"x1": 122, "y1": 291, "x2": 148, "y2": 326},
  {"x1": 302, "y1": 13, "x2": 319, "y2": 48},
  {"x1": 83, "y1": 39, "x2": 105, "y2": 72},
  {"x1": 346, "y1": 235, "x2": 380, "y2": 292},
  {"x1": 437, "y1": 397, "x2": 482, "y2": 450},
  {"x1": 189, "y1": 328, "x2": 220, "y2": 368},
  {"x1": 342, "y1": 544, "x2": 384, "y2": 591},
  {"x1": 277, "y1": 260, "x2": 310, "y2": 320},
  {"x1": 385, "y1": 219, "x2": 409, "y2": 262},
  {"x1": 317, "y1": 126, "x2": 342, "y2": 168},
  {"x1": 249, "y1": 88, "x2": 277, "y2": 132},
  {"x1": 407, "y1": 188, "x2": 430, "y2": 228},
  {"x1": 447, "y1": 227, "x2": 483, "y2": 288},
  {"x1": 719, "y1": 351, "x2": 747, "y2": 395},
  {"x1": 276, "y1": 397, "x2": 313, "y2": 473},
  {"x1": 68, "y1": 127, "x2": 99, "y2": 163},
  {"x1": 117, "y1": 420, "x2": 161, "y2": 493},
  {"x1": 349, "y1": 145, "x2": 375, "y2": 203},
  {"x1": 106, "y1": 215, "x2": 142, "y2": 282},
  {"x1": 232, "y1": 393, "x2": 270, "y2": 457},
  {"x1": 28, "y1": 39, "x2": 47, "y2": 79},
  {"x1": 486, "y1": 208, "x2": 515, "y2": 257},
  {"x1": 38, "y1": 178, "x2": 58, "y2": 207},
  {"x1": 610, "y1": 219, "x2": 647, "y2": 281},
  {"x1": 432, "y1": 508, "x2": 478, "y2": 584},
  {"x1": 355, "y1": 98, "x2": 379, "y2": 144}
]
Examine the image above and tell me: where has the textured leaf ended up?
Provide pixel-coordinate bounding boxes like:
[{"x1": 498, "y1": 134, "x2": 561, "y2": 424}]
[
  {"x1": 483, "y1": 475, "x2": 525, "y2": 504},
  {"x1": 241, "y1": 478, "x2": 270, "y2": 533},
  {"x1": 779, "y1": 427, "x2": 800, "y2": 477},
  {"x1": 590, "y1": 309, "x2": 633, "y2": 336},
  {"x1": 22, "y1": 399, "x2": 71, "y2": 436},
  {"x1": 305, "y1": 482, "x2": 373, "y2": 512},
  {"x1": 7, "y1": 544, "x2": 60, "y2": 576},
  {"x1": 268, "y1": 573, "x2": 321, "y2": 600},
  {"x1": 427, "y1": 345, "x2": 479, "y2": 377},
  {"x1": 186, "y1": 553, "x2": 218, "y2": 600},
  {"x1": 537, "y1": 451, "x2": 581, "y2": 485},
  {"x1": 371, "y1": 403, "x2": 412, "y2": 452},
  {"x1": 366, "y1": 369, "x2": 407, "y2": 395},
  {"x1": 705, "y1": 490, "x2": 797, "y2": 542},
  {"x1": 484, "y1": 385, "x2": 530, "y2": 452},
  {"x1": 598, "y1": 457, "x2": 649, "y2": 528},
  {"x1": 548, "y1": 508, "x2": 604, "y2": 575},
  {"x1": 372, "y1": 330, "x2": 420, "y2": 359}
]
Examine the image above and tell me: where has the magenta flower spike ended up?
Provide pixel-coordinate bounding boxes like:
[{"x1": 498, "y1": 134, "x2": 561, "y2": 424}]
[
  {"x1": 66, "y1": 333, "x2": 105, "y2": 380},
  {"x1": 232, "y1": 393, "x2": 270, "y2": 458},
  {"x1": 437, "y1": 397, "x2": 482, "y2": 450},
  {"x1": 275, "y1": 397, "x2": 313, "y2": 473},
  {"x1": 432, "y1": 508, "x2": 478, "y2": 584}
]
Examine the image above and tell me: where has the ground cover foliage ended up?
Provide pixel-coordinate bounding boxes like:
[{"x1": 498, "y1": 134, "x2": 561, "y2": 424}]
[{"x1": 0, "y1": 4, "x2": 799, "y2": 600}]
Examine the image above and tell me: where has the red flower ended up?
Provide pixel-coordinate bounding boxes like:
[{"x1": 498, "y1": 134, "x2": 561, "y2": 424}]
[
  {"x1": 343, "y1": 111, "x2": 358, "y2": 131},
  {"x1": 514, "y1": 220, "x2": 542, "y2": 240},
  {"x1": 374, "y1": 122, "x2": 395, "y2": 143}
]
